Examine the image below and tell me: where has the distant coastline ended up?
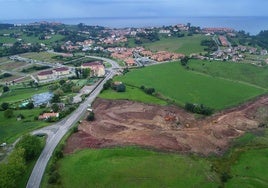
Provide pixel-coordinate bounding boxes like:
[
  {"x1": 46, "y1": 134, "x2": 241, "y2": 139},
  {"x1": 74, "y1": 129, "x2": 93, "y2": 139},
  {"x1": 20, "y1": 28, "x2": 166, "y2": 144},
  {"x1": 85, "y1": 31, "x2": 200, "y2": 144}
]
[{"x1": 1, "y1": 16, "x2": 268, "y2": 35}]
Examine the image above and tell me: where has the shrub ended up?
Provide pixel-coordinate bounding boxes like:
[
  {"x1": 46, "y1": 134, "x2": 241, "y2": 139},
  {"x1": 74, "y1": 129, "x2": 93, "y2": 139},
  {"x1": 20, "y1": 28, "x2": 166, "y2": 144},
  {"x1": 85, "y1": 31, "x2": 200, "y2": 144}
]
[
  {"x1": 87, "y1": 112, "x2": 95, "y2": 121},
  {"x1": 145, "y1": 88, "x2": 155, "y2": 95},
  {"x1": 26, "y1": 102, "x2": 34, "y2": 109},
  {"x1": 3, "y1": 85, "x2": 9, "y2": 93},
  {"x1": 220, "y1": 172, "x2": 232, "y2": 183},
  {"x1": 185, "y1": 102, "x2": 213, "y2": 115},
  {"x1": 15, "y1": 134, "x2": 42, "y2": 162},
  {"x1": 4, "y1": 109, "x2": 13, "y2": 118},
  {"x1": 48, "y1": 171, "x2": 60, "y2": 184},
  {"x1": 1, "y1": 102, "x2": 9, "y2": 110},
  {"x1": 116, "y1": 83, "x2": 126, "y2": 92}
]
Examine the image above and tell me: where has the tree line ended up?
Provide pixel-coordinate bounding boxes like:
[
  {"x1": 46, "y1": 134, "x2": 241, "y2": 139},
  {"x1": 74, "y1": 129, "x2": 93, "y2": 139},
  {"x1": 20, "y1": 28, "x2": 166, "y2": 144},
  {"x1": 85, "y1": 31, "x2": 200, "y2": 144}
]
[{"x1": 0, "y1": 135, "x2": 43, "y2": 188}]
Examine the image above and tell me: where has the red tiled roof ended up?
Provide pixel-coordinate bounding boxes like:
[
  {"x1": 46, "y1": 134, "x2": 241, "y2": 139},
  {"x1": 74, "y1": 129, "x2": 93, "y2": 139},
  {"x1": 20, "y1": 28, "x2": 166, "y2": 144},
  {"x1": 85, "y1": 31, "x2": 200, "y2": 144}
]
[
  {"x1": 54, "y1": 67, "x2": 69, "y2": 72},
  {"x1": 38, "y1": 70, "x2": 53, "y2": 76},
  {"x1": 39, "y1": 112, "x2": 59, "y2": 120},
  {"x1": 82, "y1": 61, "x2": 103, "y2": 67}
]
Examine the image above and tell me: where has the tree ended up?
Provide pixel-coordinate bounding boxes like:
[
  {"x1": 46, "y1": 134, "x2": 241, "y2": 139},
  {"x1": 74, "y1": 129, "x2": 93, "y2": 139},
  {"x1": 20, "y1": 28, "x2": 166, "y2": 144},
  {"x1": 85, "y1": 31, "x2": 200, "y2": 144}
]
[
  {"x1": 15, "y1": 134, "x2": 42, "y2": 162},
  {"x1": 26, "y1": 102, "x2": 34, "y2": 109},
  {"x1": 59, "y1": 79, "x2": 66, "y2": 85},
  {"x1": 87, "y1": 112, "x2": 95, "y2": 121},
  {"x1": 28, "y1": 80, "x2": 34, "y2": 88},
  {"x1": 82, "y1": 68, "x2": 90, "y2": 78},
  {"x1": 54, "y1": 88, "x2": 64, "y2": 96},
  {"x1": 181, "y1": 56, "x2": 189, "y2": 66},
  {"x1": 4, "y1": 109, "x2": 13, "y2": 118},
  {"x1": 51, "y1": 94, "x2": 60, "y2": 103},
  {"x1": 1, "y1": 102, "x2": 9, "y2": 110},
  {"x1": 103, "y1": 79, "x2": 112, "y2": 90},
  {"x1": 51, "y1": 103, "x2": 59, "y2": 112},
  {"x1": 71, "y1": 86, "x2": 80, "y2": 93},
  {"x1": 3, "y1": 85, "x2": 9, "y2": 93},
  {"x1": 61, "y1": 82, "x2": 74, "y2": 93},
  {"x1": 0, "y1": 147, "x2": 26, "y2": 188},
  {"x1": 145, "y1": 88, "x2": 155, "y2": 95},
  {"x1": 75, "y1": 68, "x2": 80, "y2": 78},
  {"x1": 116, "y1": 83, "x2": 126, "y2": 92}
]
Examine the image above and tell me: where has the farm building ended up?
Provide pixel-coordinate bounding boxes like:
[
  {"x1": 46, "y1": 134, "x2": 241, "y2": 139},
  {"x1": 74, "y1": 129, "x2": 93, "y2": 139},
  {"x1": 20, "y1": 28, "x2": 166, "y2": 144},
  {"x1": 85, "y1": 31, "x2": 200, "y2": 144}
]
[{"x1": 38, "y1": 112, "x2": 59, "y2": 120}]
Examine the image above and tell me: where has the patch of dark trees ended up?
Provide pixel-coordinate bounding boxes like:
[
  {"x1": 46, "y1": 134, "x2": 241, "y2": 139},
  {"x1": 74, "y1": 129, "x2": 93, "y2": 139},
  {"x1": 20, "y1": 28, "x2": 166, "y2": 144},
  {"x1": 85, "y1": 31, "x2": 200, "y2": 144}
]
[
  {"x1": 231, "y1": 30, "x2": 268, "y2": 49},
  {"x1": 135, "y1": 32, "x2": 160, "y2": 44},
  {"x1": 0, "y1": 72, "x2": 12, "y2": 79},
  {"x1": 140, "y1": 85, "x2": 155, "y2": 95},
  {"x1": 185, "y1": 102, "x2": 213, "y2": 115},
  {"x1": 0, "y1": 23, "x2": 14, "y2": 29},
  {"x1": 102, "y1": 79, "x2": 126, "y2": 92},
  {"x1": 21, "y1": 65, "x2": 51, "y2": 73},
  {"x1": 0, "y1": 42, "x2": 42, "y2": 57},
  {"x1": 201, "y1": 39, "x2": 218, "y2": 53}
]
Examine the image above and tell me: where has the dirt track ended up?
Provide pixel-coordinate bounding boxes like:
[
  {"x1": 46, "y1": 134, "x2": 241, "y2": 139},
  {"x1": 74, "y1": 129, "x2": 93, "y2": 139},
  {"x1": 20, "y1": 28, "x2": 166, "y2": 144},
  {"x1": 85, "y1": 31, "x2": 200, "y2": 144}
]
[{"x1": 64, "y1": 96, "x2": 268, "y2": 155}]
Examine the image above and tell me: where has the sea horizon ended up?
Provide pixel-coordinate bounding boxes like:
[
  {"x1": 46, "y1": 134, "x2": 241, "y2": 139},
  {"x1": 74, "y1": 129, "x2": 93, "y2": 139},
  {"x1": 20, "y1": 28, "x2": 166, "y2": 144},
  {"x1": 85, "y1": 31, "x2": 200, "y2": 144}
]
[{"x1": 1, "y1": 16, "x2": 268, "y2": 35}]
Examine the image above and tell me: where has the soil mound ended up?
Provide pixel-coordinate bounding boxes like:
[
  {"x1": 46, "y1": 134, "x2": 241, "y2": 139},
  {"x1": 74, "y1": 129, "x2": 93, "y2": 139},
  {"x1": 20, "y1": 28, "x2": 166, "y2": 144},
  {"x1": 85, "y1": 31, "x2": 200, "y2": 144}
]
[{"x1": 65, "y1": 96, "x2": 268, "y2": 155}]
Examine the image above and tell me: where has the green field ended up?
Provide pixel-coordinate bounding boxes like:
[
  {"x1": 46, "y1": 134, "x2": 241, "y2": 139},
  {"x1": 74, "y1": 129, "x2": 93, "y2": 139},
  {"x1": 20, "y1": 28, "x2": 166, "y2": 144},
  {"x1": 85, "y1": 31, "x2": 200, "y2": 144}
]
[
  {"x1": 188, "y1": 59, "x2": 268, "y2": 89},
  {"x1": 0, "y1": 36, "x2": 17, "y2": 43},
  {"x1": 0, "y1": 109, "x2": 49, "y2": 143},
  {"x1": 113, "y1": 62, "x2": 265, "y2": 110},
  {"x1": 143, "y1": 35, "x2": 209, "y2": 55},
  {"x1": 220, "y1": 130, "x2": 268, "y2": 188},
  {"x1": 226, "y1": 148, "x2": 268, "y2": 187},
  {"x1": 100, "y1": 85, "x2": 167, "y2": 105},
  {"x1": 54, "y1": 147, "x2": 219, "y2": 188},
  {"x1": 0, "y1": 86, "x2": 48, "y2": 103},
  {"x1": 20, "y1": 52, "x2": 62, "y2": 63}
]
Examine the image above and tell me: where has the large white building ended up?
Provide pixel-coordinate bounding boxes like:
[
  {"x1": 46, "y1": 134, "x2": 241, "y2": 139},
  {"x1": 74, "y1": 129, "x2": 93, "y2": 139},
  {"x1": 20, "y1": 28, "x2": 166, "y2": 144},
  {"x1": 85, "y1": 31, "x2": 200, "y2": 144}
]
[{"x1": 81, "y1": 61, "x2": 105, "y2": 77}]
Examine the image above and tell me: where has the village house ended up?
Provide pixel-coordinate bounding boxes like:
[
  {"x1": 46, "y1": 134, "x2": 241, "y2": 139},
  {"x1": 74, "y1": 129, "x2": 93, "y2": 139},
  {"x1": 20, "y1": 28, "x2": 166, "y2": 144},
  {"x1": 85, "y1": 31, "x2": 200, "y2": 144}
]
[
  {"x1": 151, "y1": 51, "x2": 185, "y2": 62},
  {"x1": 159, "y1": 29, "x2": 171, "y2": 34},
  {"x1": 125, "y1": 58, "x2": 136, "y2": 66},
  {"x1": 202, "y1": 27, "x2": 235, "y2": 34},
  {"x1": 81, "y1": 61, "x2": 105, "y2": 77},
  {"x1": 219, "y1": 36, "x2": 229, "y2": 47},
  {"x1": 38, "y1": 112, "x2": 59, "y2": 120}
]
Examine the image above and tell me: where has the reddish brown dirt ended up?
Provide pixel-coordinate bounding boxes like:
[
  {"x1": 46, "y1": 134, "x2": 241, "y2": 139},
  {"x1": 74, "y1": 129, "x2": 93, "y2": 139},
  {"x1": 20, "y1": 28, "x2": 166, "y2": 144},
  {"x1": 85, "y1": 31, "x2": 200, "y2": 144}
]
[{"x1": 64, "y1": 96, "x2": 268, "y2": 155}]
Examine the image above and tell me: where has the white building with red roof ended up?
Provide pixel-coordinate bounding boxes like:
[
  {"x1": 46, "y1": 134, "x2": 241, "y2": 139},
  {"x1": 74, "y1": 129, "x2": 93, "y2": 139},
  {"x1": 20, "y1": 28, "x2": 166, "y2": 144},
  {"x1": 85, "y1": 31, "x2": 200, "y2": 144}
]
[
  {"x1": 53, "y1": 67, "x2": 70, "y2": 76},
  {"x1": 37, "y1": 70, "x2": 54, "y2": 80},
  {"x1": 81, "y1": 61, "x2": 105, "y2": 77},
  {"x1": 37, "y1": 67, "x2": 71, "y2": 80},
  {"x1": 38, "y1": 112, "x2": 59, "y2": 120}
]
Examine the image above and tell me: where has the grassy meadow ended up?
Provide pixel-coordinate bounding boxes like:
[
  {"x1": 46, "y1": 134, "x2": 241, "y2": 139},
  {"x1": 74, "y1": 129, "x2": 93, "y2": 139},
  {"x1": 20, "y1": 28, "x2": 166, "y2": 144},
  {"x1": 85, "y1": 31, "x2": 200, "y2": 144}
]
[
  {"x1": 112, "y1": 62, "x2": 265, "y2": 110},
  {"x1": 143, "y1": 35, "x2": 209, "y2": 55},
  {"x1": 0, "y1": 84, "x2": 51, "y2": 143},
  {"x1": 226, "y1": 148, "x2": 268, "y2": 187},
  {"x1": 44, "y1": 130, "x2": 268, "y2": 188},
  {"x1": 0, "y1": 108, "x2": 49, "y2": 143},
  {"x1": 215, "y1": 130, "x2": 268, "y2": 188},
  {"x1": 99, "y1": 85, "x2": 167, "y2": 105},
  {"x1": 53, "y1": 147, "x2": 219, "y2": 188},
  {"x1": 188, "y1": 59, "x2": 268, "y2": 89},
  {"x1": 0, "y1": 86, "x2": 48, "y2": 103},
  {"x1": 20, "y1": 52, "x2": 62, "y2": 63}
]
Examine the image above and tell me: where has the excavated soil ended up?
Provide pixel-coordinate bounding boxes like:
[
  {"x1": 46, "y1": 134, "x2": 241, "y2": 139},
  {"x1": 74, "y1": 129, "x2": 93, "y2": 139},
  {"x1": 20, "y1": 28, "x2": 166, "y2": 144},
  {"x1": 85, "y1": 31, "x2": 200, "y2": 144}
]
[{"x1": 64, "y1": 96, "x2": 268, "y2": 155}]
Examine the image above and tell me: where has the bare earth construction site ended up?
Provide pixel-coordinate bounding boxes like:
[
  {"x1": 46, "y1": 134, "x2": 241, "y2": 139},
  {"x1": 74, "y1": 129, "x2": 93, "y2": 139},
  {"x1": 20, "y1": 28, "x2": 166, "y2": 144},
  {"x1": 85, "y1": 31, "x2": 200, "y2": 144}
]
[{"x1": 64, "y1": 96, "x2": 268, "y2": 156}]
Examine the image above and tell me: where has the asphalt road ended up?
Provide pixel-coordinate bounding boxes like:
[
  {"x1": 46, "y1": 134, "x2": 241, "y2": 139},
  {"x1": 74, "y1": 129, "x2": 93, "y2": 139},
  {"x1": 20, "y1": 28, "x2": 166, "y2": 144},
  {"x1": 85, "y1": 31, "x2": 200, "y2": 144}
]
[{"x1": 26, "y1": 56, "x2": 119, "y2": 188}]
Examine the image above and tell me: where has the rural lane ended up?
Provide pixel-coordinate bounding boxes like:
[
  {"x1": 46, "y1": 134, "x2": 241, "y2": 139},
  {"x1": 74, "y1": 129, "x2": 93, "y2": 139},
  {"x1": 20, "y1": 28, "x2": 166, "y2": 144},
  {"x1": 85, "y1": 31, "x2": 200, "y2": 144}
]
[{"x1": 26, "y1": 56, "x2": 119, "y2": 188}]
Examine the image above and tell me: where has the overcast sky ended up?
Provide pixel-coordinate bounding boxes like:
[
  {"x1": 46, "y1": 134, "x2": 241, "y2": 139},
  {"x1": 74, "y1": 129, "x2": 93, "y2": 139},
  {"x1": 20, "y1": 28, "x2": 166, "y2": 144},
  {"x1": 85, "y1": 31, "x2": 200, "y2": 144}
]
[{"x1": 0, "y1": 0, "x2": 268, "y2": 20}]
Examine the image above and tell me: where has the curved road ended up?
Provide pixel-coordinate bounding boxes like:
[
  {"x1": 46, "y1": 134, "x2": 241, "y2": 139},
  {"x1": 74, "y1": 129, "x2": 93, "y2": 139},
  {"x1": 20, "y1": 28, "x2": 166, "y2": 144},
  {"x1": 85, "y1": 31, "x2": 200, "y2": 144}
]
[{"x1": 26, "y1": 57, "x2": 120, "y2": 188}]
